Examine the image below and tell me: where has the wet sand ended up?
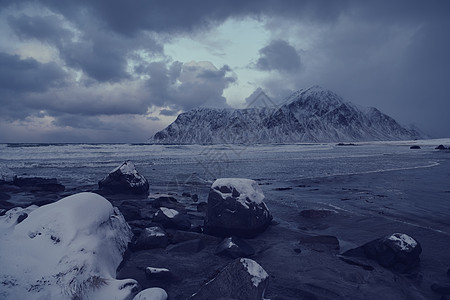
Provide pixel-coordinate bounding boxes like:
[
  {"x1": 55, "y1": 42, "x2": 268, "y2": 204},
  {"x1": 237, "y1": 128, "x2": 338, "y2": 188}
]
[{"x1": 117, "y1": 155, "x2": 450, "y2": 299}]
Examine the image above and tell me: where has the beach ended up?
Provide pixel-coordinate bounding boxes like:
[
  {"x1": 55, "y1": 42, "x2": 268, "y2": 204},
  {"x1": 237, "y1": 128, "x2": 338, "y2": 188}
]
[{"x1": 1, "y1": 141, "x2": 449, "y2": 299}]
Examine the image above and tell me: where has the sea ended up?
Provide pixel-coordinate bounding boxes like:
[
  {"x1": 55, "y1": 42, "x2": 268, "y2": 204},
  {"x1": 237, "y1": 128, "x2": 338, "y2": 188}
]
[{"x1": 1, "y1": 139, "x2": 448, "y2": 191}]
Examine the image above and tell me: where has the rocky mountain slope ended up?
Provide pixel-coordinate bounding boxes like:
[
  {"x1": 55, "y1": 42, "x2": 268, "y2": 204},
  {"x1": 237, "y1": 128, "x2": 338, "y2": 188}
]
[{"x1": 151, "y1": 86, "x2": 421, "y2": 144}]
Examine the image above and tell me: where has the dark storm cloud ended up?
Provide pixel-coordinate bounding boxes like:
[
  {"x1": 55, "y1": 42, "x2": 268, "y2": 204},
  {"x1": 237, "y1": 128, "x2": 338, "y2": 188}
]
[
  {"x1": 255, "y1": 40, "x2": 301, "y2": 72},
  {"x1": 0, "y1": 52, "x2": 66, "y2": 93},
  {"x1": 1, "y1": 0, "x2": 450, "y2": 141},
  {"x1": 145, "y1": 61, "x2": 235, "y2": 111},
  {"x1": 7, "y1": 13, "x2": 72, "y2": 44}
]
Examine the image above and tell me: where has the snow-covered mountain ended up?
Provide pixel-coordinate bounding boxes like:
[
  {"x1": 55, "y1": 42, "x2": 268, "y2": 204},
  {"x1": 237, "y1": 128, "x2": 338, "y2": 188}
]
[{"x1": 151, "y1": 86, "x2": 421, "y2": 144}]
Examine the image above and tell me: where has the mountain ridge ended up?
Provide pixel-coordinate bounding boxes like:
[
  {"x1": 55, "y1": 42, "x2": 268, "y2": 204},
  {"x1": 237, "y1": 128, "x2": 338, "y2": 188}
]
[{"x1": 151, "y1": 86, "x2": 421, "y2": 144}]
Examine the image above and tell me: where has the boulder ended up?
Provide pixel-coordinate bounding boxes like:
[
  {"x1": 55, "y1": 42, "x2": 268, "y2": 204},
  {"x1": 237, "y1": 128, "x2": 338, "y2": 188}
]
[
  {"x1": 133, "y1": 287, "x2": 168, "y2": 300},
  {"x1": 131, "y1": 226, "x2": 168, "y2": 251},
  {"x1": 435, "y1": 144, "x2": 447, "y2": 150},
  {"x1": 189, "y1": 258, "x2": 269, "y2": 300},
  {"x1": 342, "y1": 233, "x2": 422, "y2": 272},
  {"x1": 166, "y1": 239, "x2": 205, "y2": 254},
  {"x1": 118, "y1": 203, "x2": 142, "y2": 221},
  {"x1": 215, "y1": 236, "x2": 255, "y2": 258},
  {"x1": 410, "y1": 145, "x2": 421, "y2": 149},
  {"x1": 153, "y1": 207, "x2": 191, "y2": 230},
  {"x1": 98, "y1": 161, "x2": 149, "y2": 194},
  {"x1": 205, "y1": 178, "x2": 272, "y2": 238}
]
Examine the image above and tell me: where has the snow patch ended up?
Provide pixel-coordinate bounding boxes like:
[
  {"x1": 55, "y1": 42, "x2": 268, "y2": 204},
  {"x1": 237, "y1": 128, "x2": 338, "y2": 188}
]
[
  {"x1": 212, "y1": 178, "x2": 265, "y2": 208},
  {"x1": 145, "y1": 226, "x2": 166, "y2": 237},
  {"x1": 146, "y1": 267, "x2": 170, "y2": 274},
  {"x1": 240, "y1": 258, "x2": 268, "y2": 287},
  {"x1": 159, "y1": 207, "x2": 179, "y2": 218},
  {"x1": 133, "y1": 287, "x2": 168, "y2": 300},
  {"x1": 388, "y1": 233, "x2": 418, "y2": 251}
]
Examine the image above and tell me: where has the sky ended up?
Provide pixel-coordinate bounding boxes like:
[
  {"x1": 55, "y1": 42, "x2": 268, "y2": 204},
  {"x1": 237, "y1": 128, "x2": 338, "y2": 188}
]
[{"x1": 0, "y1": 0, "x2": 449, "y2": 143}]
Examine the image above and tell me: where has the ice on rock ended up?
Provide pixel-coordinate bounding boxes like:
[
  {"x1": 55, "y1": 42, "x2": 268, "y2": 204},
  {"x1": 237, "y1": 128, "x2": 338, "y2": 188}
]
[
  {"x1": 212, "y1": 178, "x2": 265, "y2": 208},
  {"x1": 388, "y1": 233, "x2": 418, "y2": 252},
  {"x1": 240, "y1": 258, "x2": 269, "y2": 287},
  {"x1": 0, "y1": 192, "x2": 136, "y2": 300}
]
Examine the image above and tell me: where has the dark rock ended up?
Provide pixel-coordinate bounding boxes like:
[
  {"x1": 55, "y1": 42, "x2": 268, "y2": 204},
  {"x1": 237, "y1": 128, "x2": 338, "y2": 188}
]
[
  {"x1": 436, "y1": 145, "x2": 447, "y2": 150},
  {"x1": 196, "y1": 202, "x2": 207, "y2": 213},
  {"x1": 338, "y1": 255, "x2": 375, "y2": 271},
  {"x1": 410, "y1": 145, "x2": 421, "y2": 149},
  {"x1": 17, "y1": 213, "x2": 28, "y2": 224},
  {"x1": 98, "y1": 160, "x2": 149, "y2": 195},
  {"x1": 182, "y1": 192, "x2": 191, "y2": 197},
  {"x1": 300, "y1": 209, "x2": 335, "y2": 219},
  {"x1": 337, "y1": 143, "x2": 357, "y2": 146},
  {"x1": 188, "y1": 258, "x2": 269, "y2": 300},
  {"x1": 145, "y1": 267, "x2": 178, "y2": 282},
  {"x1": 205, "y1": 178, "x2": 272, "y2": 238},
  {"x1": 215, "y1": 237, "x2": 255, "y2": 258},
  {"x1": 192, "y1": 194, "x2": 199, "y2": 202},
  {"x1": 342, "y1": 233, "x2": 422, "y2": 272},
  {"x1": 300, "y1": 235, "x2": 340, "y2": 251},
  {"x1": 431, "y1": 283, "x2": 450, "y2": 295},
  {"x1": 167, "y1": 239, "x2": 204, "y2": 253},
  {"x1": 153, "y1": 207, "x2": 191, "y2": 230},
  {"x1": 118, "y1": 203, "x2": 142, "y2": 221},
  {"x1": 170, "y1": 230, "x2": 221, "y2": 245},
  {"x1": 13, "y1": 177, "x2": 65, "y2": 193},
  {"x1": 131, "y1": 226, "x2": 168, "y2": 251}
]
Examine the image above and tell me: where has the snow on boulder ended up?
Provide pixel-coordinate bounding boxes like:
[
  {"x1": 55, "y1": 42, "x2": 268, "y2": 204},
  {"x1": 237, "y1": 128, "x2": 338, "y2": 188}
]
[
  {"x1": 206, "y1": 178, "x2": 272, "y2": 238},
  {"x1": 342, "y1": 232, "x2": 422, "y2": 272},
  {"x1": 133, "y1": 287, "x2": 168, "y2": 300},
  {"x1": 153, "y1": 207, "x2": 191, "y2": 230},
  {"x1": 99, "y1": 160, "x2": 149, "y2": 194},
  {"x1": 131, "y1": 226, "x2": 168, "y2": 251},
  {"x1": 188, "y1": 258, "x2": 269, "y2": 300},
  {"x1": 0, "y1": 192, "x2": 139, "y2": 300}
]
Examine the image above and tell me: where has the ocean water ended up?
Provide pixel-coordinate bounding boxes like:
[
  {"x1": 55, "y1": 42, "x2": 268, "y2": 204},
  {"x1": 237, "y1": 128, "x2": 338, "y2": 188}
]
[{"x1": 0, "y1": 140, "x2": 446, "y2": 191}]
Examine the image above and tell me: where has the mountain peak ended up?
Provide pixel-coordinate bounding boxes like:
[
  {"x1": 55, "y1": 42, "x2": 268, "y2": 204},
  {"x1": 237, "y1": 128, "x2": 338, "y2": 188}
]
[{"x1": 151, "y1": 87, "x2": 421, "y2": 144}]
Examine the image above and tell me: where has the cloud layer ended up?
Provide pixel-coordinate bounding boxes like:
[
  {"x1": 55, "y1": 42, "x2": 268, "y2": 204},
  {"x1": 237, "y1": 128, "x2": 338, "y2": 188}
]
[{"x1": 0, "y1": 0, "x2": 449, "y2": 141}]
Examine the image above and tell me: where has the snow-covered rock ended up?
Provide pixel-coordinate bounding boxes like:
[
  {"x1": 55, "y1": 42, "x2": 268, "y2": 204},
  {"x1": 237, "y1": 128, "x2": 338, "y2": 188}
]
[
  {"x1": 188, "y1": 258, "x2": 269, "y2": 300},
  {"x1": 133, "y1": 287, "x2": 168, "y2": 300},
  {"x1": 99, "y1": 160, "x2": 149, "y2": 194},
  {"x1": 214, "y1": 236, "x2": 255, "y2": 258},
  {"x1": 206, "y1": 178, "x2": 272, "y2": 238},
  {"x1": 153, "y1": 207, "x2": 191, "y2": 230},
  {"x1": 342, "y1": 232, "x2": 422, "y2": 272},
  {"x1": 131, "y1": 226, "x2": 168, "y2": 251},
  {"x1": 151, "y1": 86, "x2": 422, "y2": 144},
  {"x1": 0, "y1": 192, "x2": 138, "y2": 300}
]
